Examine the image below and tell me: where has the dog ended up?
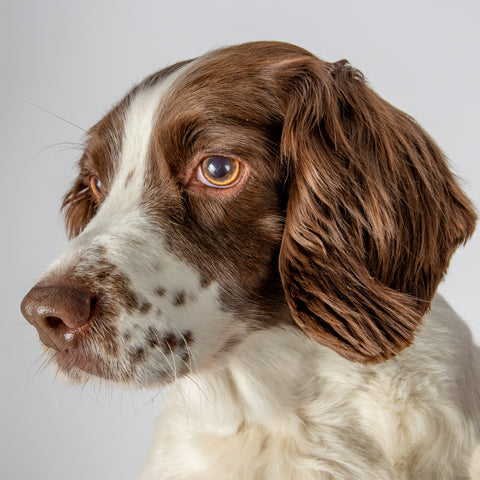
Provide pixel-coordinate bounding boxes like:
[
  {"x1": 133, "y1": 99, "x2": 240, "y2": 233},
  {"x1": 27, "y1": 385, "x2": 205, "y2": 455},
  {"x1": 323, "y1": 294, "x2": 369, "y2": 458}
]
[{"x1": 21, "y1": 41, "x2": 480, "y2": 479}]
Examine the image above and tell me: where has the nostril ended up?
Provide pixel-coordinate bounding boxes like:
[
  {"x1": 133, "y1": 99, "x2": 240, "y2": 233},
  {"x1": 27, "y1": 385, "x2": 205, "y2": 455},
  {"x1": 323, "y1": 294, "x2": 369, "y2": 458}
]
[
  {"x1": 89, "y1": 297, "x2": 97, "y2": 315},
  {"x1": 46, "y1": 316, "x2": 64, "y2": 331},
  {"x1": 44, "y1": 316, "x2": 71, "y2": 348}
]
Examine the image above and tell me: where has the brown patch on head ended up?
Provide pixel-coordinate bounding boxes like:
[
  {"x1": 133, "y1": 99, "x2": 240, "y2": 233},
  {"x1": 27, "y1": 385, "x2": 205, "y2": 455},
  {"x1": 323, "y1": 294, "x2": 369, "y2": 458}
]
[
  {"x1": 146, "y1": 328, "x2": 193, "y2": 362},
  {"x1": 213, "y1": 335, "x2": 244, "y2": 360},
  {"x1": 93, "y1": 256, "x2": 140, "y2": 314},
  {"x1": 200, "y1": 275, "x2": 213, "y2": 289},
  {"x1": 93, "y1": 244, "x2": 108, "y2": 257},
  {"x1": 143, "y1": 41, "x2": 475, "y2": 363},
  {"x1": 179, "y1": 350, "x2": 192, "y2": 373},
  {"x1": 105, "y1": 338, "x2": 119, "y2": 357},
  {"x1": 155, "y1": 287, "x2": 166, "y2": 297},
  {"x1": 143, "y1": 43, "x2": 294, "y2": 338}
]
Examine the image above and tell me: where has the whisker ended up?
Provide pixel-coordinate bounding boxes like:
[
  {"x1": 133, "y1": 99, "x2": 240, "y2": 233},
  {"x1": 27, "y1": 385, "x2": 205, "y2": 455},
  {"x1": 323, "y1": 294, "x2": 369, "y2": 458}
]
[
  {"x1": 32, "y1": 141, "x2": 84, "y2": 163},
  {"x1": 33, "y1": 351, "x2": 54, "y2": 378},
  {"x1": 171, "y1": 324, "x2": 198, "y2": 374},
  {"x1": 1, "y1": 278, "x2": 34, "y2": 289},
  {"x1": 148, "y1": 329, "x2": 197, "y2": 413},
  {"x1": 166, "y1": 325, "x2": 212, "y2": 407},
  {"x1": 165, "y1": 342, "x2": 179, "y2": 384},
  {"x1": 179, "y1": 365, "x2": 212, "y2": 407},
  {"x1": 26, "y1": 100, "x2": 87, "y2": 132},
  {"x1": 153, "y1": 332, "x2": 177, "y2": 384},
  {"x1": 91, "y1": 379, "x2": 101, "y2": 402},
  {"x1": 136, "y1": 387, "x2": 167, "y2": 412},
  {"x1": 29, "y1": 351, "x2": 47, "y2": 374},
  {"x1": 51, "y1": 364, "x2": 61, "y2": 390}
]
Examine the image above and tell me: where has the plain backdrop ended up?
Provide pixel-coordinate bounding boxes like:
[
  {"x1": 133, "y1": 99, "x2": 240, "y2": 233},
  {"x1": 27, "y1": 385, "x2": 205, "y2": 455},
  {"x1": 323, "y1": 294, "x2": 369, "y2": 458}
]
[{"x1": 1, "y1": 1, "x2": 479, "y2": 478}]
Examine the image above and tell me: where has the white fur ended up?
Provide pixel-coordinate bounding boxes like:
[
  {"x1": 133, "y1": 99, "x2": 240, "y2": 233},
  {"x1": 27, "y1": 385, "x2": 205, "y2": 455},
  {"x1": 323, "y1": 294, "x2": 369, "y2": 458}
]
[{"x1": 141, "y1": 296, "x2": 480, "y2": 479}]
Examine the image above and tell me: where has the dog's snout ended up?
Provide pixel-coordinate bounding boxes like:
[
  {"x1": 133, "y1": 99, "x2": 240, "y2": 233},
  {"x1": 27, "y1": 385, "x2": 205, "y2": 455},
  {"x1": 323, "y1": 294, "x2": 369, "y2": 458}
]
[{"x1": 21, "y1": 284, "x2": 95, "y2": 352}]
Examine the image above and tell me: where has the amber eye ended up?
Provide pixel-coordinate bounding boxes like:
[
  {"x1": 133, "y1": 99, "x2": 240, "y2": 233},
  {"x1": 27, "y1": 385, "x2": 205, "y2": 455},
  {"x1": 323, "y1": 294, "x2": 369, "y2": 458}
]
[
  {"x1": 89, "y1": 175, "x2": 102, "y2": 200},
  {"x1": 199, "y1": 156, "x2": 240, "y2": 188}
]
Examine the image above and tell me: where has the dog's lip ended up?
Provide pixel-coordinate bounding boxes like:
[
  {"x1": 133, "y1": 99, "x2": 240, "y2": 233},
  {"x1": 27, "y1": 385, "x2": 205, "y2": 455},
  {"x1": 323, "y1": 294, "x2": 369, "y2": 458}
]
[
  {"x1": 54, "y1": 348, "x2": 105, "y2": 378},
  {"x1": 37, "y1": 329, "x2": 59, "y2": 350}
]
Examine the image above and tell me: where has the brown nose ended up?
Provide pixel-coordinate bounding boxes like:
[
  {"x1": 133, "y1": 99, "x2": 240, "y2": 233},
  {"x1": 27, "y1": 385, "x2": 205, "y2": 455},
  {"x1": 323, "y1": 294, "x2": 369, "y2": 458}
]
[{"x1": 21, "y1": 284, "x2": 94, "y2": 352}]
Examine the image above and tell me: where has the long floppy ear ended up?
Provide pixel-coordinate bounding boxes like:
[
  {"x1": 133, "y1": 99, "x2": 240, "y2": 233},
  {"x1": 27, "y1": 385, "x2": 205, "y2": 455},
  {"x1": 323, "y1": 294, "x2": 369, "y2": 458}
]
[{"x1": 278, "y1": 57, "x2": 477, "y2": 363}]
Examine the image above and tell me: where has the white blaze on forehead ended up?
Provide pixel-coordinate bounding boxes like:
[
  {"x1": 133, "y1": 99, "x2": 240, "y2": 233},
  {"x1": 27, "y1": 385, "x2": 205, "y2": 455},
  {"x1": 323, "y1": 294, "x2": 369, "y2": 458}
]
[
  {"x1": 109, "y1": 66, "x2": 188, "y2": 204},
  {"x1": 73, "y1": 64, "x2": 191, "y2": 239}
]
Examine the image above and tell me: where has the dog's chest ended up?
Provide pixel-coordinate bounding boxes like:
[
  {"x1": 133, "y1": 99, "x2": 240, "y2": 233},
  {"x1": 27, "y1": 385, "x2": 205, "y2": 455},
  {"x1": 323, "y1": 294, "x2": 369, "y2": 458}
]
[
  {"x1": 142, "y1": 424, "x2": 322, "y2": 479},
  {"x1": 140, "y1": 316, "x2": 480, "y2": 480}
]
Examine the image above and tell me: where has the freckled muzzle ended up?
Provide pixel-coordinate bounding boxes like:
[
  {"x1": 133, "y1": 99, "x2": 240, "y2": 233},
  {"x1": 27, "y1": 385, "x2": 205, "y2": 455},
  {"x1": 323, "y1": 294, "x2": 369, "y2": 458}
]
[
  {"x1": 19, "y1": 232, "x2": 209, "y2": 385},
  {"x1": 20, "y1": 273, "x2": 196, "y2": 384}
]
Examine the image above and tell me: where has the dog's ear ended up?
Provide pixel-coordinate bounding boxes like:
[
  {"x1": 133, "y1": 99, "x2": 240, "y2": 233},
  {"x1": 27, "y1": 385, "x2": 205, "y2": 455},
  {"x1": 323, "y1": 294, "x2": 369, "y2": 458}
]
[
  {"x1": 62, "y1": 152, "x2": 97, "y2": 239},
  {"x1": 62, "y1": 173, "x2": 96, "y2": 239},
  {"x1": 277, "y1": 57, "x2": 477, "y2": 363}
]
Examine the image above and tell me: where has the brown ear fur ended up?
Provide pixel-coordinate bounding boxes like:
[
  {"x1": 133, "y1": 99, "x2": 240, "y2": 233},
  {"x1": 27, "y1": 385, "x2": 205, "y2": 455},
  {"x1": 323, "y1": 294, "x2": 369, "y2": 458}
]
[
  {"x1": 277, "y1": 56, "x2": 477, "y2": 363},
  {"x1": 62, "y1": 173, "x2": 96, "y2": 239}
]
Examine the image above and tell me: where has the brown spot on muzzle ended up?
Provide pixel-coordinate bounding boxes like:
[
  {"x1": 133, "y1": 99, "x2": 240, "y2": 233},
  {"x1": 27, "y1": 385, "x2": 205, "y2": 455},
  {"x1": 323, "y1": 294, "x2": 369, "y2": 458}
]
[
  {"x1": 129, "y1": 346, "x2": 147, "y2": 364},
  {"x1": 156, "y1": 287, "x2": 166, "y2": 297},
  {"x1": 139, "y1": 301, "x2": 153, "y2": 314},
  {"x1": 172, "y1": 291, "x2": 186, "y2": 306}
]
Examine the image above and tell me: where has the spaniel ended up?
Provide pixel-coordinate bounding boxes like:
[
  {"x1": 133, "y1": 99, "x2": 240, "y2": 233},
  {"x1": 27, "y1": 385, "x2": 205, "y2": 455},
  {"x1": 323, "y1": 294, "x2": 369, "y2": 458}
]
[{"x1": 21, "y1": 41, "x2": 480, "y2": 479}]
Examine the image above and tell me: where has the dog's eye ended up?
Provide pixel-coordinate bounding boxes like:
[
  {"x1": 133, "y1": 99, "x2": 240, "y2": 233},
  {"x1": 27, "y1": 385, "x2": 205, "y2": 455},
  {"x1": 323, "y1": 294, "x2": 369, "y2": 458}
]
[
  {"x1": 89, "y1": 175, "x2": 102, "y2": 200},
  {"x1": 199, "y1": 156, "x2": 240, "y2": 188}
]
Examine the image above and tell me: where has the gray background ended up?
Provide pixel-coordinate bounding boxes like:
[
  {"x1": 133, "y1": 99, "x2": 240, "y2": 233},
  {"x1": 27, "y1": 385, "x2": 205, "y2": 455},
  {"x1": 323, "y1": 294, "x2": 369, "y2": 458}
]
[{"x1": 1, "y1": 0, "x2": 479, "y2": 478}]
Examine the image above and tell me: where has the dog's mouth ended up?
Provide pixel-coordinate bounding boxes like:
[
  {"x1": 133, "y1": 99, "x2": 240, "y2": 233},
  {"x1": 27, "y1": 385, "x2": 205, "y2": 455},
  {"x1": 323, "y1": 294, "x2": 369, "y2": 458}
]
[
  {"x1": 41, "y1": 324, "x2": 196, "y2": 386},
  {"x1": 45, "y1": 336, "x2": 132, "y2": 383},
  {"x1": 53, "y1": 348, "x2": 107, "y2": 379}
]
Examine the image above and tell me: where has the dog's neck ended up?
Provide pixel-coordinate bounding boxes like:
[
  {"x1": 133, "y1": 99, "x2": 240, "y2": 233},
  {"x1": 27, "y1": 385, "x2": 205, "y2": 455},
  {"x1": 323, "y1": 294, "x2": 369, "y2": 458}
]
[
  {"x1": 143, "y1": 327, "x2": 387, "y2": 479},
  {"x1": 171, "y1": 327, "x2": 325, "y2": 434}
]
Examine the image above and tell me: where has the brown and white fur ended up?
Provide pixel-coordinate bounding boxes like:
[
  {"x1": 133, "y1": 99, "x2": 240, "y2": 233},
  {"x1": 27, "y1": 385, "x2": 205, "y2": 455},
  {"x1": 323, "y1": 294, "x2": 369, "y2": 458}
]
[{"x1": 21, "y1": 42, "x2": 480, "y2": 479}]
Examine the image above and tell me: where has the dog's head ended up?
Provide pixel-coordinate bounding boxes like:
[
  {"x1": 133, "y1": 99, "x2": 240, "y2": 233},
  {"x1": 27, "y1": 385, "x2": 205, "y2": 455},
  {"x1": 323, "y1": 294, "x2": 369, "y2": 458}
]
[{"x1": 21, "y1": 41, "x2": 476, "y2": 385}]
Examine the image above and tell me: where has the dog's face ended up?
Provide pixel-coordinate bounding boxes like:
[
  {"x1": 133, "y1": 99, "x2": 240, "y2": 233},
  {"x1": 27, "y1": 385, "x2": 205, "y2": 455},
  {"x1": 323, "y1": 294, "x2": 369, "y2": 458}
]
[{"x1": 21, "y1": 42, "x2": 476, "y2": 386}]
